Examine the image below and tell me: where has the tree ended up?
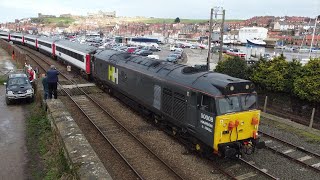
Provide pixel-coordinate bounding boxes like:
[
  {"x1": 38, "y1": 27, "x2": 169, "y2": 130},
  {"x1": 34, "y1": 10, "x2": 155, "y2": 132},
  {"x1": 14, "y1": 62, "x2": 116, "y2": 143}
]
[
  {"x1": 283, "y1": 59, "x2": 303, "y2": 93},
  {"x1": 174, "y1": 17, "x2": 181, "y2": 23},
  {"x1": 250, "y1": 55, "x2": 291, "y2": 92},
  {"x1": 215, "y1": 56, "x2": 249, "y2": 79},
  {"x1": 293, "y1": 58, "x2": 320, "y2": 102}
]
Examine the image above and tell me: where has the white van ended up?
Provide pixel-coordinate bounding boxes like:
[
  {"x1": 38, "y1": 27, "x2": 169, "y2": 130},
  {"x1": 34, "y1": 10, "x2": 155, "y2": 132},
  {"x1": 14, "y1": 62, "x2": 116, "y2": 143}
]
[{"x1": 147, "y1": 55, "x2": 160, "y2": 59}]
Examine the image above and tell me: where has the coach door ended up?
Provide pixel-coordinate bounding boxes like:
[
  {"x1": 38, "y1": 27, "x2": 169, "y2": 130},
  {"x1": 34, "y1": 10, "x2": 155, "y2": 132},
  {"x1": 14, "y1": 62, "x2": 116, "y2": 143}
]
[{"x1": 186, "y1": 91, "x2": 197, "y2": 128}]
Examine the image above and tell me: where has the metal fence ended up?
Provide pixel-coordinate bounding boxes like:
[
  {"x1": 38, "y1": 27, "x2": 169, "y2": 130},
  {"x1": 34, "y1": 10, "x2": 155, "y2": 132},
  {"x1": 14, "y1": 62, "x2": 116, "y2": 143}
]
[{"x1": 258, "y1": 92, "x2": 320, "y2": 129}]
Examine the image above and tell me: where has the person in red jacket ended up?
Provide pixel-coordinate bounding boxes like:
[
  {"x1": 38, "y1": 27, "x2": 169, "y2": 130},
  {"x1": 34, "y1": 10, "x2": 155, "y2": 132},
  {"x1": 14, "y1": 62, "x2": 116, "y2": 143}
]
[{"x1": 29, "y1": 67, "x2": 34, "y2": 82}]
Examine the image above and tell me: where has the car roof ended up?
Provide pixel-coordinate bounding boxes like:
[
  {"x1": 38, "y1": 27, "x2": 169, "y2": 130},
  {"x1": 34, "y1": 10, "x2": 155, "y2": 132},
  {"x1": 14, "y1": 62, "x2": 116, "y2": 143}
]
[{"x1": 8, "y1": 73, "x2": 27, "y2": 78}]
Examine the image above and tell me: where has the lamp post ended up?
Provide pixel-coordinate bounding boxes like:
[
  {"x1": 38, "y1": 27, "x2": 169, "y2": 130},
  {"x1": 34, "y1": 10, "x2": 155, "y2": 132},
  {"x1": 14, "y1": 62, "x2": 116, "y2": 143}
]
[
  {"x1": 206, "y1": 6, "x2": 225, "y2": 71},
  {"x1": 207, "y1": 8, "x2": 214, "y2": 71}
]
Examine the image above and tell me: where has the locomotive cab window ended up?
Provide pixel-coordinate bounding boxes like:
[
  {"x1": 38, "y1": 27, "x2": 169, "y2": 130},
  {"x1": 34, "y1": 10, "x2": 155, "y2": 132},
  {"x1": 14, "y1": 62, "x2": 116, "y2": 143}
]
[
  {"x1": 241, "y1": 94, "x2": 257, "y2": 110},
  {"x1": 200, "y1": 95, "x2": 216, "y2": 113},
  {"x1": 217, "y1": 96, "x2": 241, "y2": 115}
]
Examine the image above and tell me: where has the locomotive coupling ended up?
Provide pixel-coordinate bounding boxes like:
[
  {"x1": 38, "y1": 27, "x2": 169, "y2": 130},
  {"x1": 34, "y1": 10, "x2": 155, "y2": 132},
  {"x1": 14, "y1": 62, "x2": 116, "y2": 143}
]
[
  {"x1": 219, "y1": 142, "x2": 241, "y2": 158},
  {"x1": 254, "y1": 139, "x2": 266, "y2": 149}
]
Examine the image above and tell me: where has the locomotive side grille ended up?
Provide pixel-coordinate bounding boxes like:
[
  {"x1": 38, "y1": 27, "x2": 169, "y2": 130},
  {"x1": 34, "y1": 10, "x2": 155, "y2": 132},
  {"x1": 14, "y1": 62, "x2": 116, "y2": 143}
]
[
  {"x1": 162, "y1": 88, "x2": 173, "y2": 115},
  {"x1": 173, "y1": 97, "x2": 186, "y2": 122},
  {"x1": 174, "y1": 92, "x2": 185, "y2": 100}
]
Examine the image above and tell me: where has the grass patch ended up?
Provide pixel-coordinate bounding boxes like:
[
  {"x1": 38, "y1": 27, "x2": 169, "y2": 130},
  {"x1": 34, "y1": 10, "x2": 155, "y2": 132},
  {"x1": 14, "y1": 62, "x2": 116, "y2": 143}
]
[
  {"x1": 0, "y1": 75, "x2": 6, "y2": 84},
  {"x1": 261, "y1": 117, "x2": 320, "y2": 143},
  {"x1": 26, "y1": 103, "x2": 74, "y2": 179},
  {"x1": 31, "y1": 17, "x2": 75, "y2": 27}
]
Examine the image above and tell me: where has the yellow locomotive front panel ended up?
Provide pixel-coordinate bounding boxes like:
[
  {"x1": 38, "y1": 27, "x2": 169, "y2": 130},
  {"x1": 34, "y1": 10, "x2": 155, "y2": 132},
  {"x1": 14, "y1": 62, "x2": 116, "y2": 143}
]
[{"x1": 214, "y1": 110, "x2": 260, "y2": 152}]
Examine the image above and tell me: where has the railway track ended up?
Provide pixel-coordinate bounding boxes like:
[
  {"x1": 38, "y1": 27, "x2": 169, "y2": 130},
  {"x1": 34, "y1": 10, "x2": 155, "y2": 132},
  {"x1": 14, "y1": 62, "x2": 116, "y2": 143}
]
[
  {"x1": 260, "y1": 131, "x2": 320, "y2": 173},
  {"x1": 18, "y1": 45, "x2": 185, "y2": 180},
  {"x1": 209, "y1": 156, "x2": 279, "y2": 180}
]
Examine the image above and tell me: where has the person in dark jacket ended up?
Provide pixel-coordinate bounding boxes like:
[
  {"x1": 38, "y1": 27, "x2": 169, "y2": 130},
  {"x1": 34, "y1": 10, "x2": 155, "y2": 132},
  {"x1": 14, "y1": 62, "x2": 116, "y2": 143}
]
[
  {"x1": 47, "y1": 65, "x2": 59, "y2": 99},
  {"x1": 41, "y1": 73, "x2": 49, "y2": 100}
]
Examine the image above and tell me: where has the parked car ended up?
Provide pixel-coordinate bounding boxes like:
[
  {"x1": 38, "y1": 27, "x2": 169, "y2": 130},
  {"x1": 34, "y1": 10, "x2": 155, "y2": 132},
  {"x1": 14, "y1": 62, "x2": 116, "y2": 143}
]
[
  {"x1": 226, "y1": 49, "x2": 246, "y2": 58},
  {"x1": 148, "y1": 46, "x2": 161, "y2": 52},
  {"x1": 170, "y1": 45, "x2": 183, "y2": 51},
  {"x1": 166, "y1": 56, "x2": 178, "y2": 63},
  {"x1": 136, "y1": 50, "x2": 153, "y2": 56},
  {"x1": 4, "y1": 72, "x2": 34, "y2": 105},
  {"x1": 190, "y1": 44, "x2": 199, "y2": 49},
  {"x1": 246, "y1": 60, "x2": 257, "y2": 65},
  {"x1": 173, "y1": 51, "x2": 183, "y2": 59},
  {"x1": 133, "y1": 49, "x2": 142, "y2": 54},
  {"x1": 127, "y1": 47, "x2": 137, "y2": 53},
  {"x1": 263, "y1": 53, "x2": 272, "y2": 60},
  {"x1": 147, "y1": 55, "x2": 160, "y2": 59}
]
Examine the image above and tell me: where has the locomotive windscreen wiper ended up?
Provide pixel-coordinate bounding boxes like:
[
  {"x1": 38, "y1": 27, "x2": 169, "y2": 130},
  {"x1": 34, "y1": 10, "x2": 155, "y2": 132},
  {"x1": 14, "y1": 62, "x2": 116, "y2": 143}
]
[{"x1": 225, "y1": 95, "x2": 233, "y2": 107}]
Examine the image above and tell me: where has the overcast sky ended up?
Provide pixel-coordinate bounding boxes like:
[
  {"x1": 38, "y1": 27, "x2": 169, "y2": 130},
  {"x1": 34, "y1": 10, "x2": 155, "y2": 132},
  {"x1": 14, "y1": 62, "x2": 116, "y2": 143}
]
[{"x1": 0, "y1": 0, "x2": 319, "y2": 22}]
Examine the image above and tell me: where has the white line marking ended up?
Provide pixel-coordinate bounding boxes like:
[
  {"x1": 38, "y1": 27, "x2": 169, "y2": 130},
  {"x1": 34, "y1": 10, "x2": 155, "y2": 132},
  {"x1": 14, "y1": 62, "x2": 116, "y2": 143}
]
[
  {"x1": 311, "y1": 162, "x2": 320, "y2": 168},
  {"x1": 283, "y1": 149, "x2": 295, "y2": 154},
  {"x1": 298, "y1": 156, "x2": 312, "y2": 162},
  {"x1": 235, "y1": 172, "x2": 257, "y2": 180}
]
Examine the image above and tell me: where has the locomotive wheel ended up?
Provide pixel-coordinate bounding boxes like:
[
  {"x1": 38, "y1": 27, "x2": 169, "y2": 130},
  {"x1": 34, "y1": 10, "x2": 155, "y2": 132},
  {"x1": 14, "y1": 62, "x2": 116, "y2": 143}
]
[
  {"x1": 172, "y1": 127, "x2": 177, "y2": 136},
  {"x1": 108, "y1": 88, "x2": 112, "y2": 94},
  {"x1": 195, "y1": 144, "x2": 201, "y2": 151},
  {"x1": 154, "y1": 118, "x2": 159, "y2": 125}
]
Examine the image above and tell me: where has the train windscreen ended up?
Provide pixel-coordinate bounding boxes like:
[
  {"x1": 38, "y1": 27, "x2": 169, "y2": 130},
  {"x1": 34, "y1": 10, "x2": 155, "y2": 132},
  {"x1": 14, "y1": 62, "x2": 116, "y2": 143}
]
[{"x1": 216, "y1": 94, "x2": 257, "y2": 115}]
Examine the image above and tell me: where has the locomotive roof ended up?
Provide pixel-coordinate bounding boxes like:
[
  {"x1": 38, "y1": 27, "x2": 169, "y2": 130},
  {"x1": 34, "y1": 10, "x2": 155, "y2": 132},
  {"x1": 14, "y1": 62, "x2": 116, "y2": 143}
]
[
  {"x1": 55, "y1": 40, "x2": 97, "y2": 53},
  {"x1": 95, "y1": 50, "x2": 254, "y2": 96}
]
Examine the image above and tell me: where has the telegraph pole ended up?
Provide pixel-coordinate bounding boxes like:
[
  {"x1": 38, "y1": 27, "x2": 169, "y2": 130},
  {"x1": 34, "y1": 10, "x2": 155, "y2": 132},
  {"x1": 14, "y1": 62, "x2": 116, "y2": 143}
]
[
  {"x1": 219, "y1": 10, "x2": 225, "y2": 62},
  {"x1": 207, "y1": 8, "x2": 214, "y2": 71},
  {"x1": 309, "y1": 15, "x2": 318, "y2": 58}
]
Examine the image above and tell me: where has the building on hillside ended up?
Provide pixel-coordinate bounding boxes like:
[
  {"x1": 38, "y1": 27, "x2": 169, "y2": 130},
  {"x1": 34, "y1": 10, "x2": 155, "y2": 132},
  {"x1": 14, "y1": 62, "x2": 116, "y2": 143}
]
[
  {"x1": 87, "y1": 11, "x2": 116, "y2": 18},
  {"x1": 38, "y1": 13, "x2": 56, "y2": 18},
  {"x1": 60, "y1": 14, "x2": 72, "y2": 18}
]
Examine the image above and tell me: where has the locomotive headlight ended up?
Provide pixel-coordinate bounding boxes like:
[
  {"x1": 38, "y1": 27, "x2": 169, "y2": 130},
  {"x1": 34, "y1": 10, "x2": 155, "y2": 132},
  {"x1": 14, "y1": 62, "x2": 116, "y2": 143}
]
[
  {"x1": 245, "y1": 84, "x2": 250, "y2": 90},
  {"x1": 230, "y1": 86, "x2": 234, "y2": 91}
]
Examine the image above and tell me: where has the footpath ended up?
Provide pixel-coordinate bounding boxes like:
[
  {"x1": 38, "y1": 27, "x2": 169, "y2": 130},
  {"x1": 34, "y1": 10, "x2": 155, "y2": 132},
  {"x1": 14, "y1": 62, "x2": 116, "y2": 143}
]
[{"x1": 0, "y1": 47, "x2": 28, "y2": 179}]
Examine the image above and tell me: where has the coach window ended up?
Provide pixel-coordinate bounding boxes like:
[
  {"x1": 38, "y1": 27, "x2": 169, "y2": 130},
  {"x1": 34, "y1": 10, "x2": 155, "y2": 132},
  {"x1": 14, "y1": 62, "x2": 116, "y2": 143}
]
[{"x1": 201, "y1": 94, "x2": 215, "y2": 113}]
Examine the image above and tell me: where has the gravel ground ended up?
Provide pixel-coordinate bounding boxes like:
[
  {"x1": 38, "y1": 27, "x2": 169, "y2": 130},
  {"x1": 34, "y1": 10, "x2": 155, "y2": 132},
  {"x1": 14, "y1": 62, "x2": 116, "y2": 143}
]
[{"x1": 59, "y1": 96, "x2": 141, "y2": 180}]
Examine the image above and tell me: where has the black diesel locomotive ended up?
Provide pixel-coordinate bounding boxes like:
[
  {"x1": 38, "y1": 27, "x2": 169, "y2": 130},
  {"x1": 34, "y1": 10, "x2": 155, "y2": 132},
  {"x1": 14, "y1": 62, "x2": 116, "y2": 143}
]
[{"x1": 93, "y1": 50, "x2": 264, "y2": 157}]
